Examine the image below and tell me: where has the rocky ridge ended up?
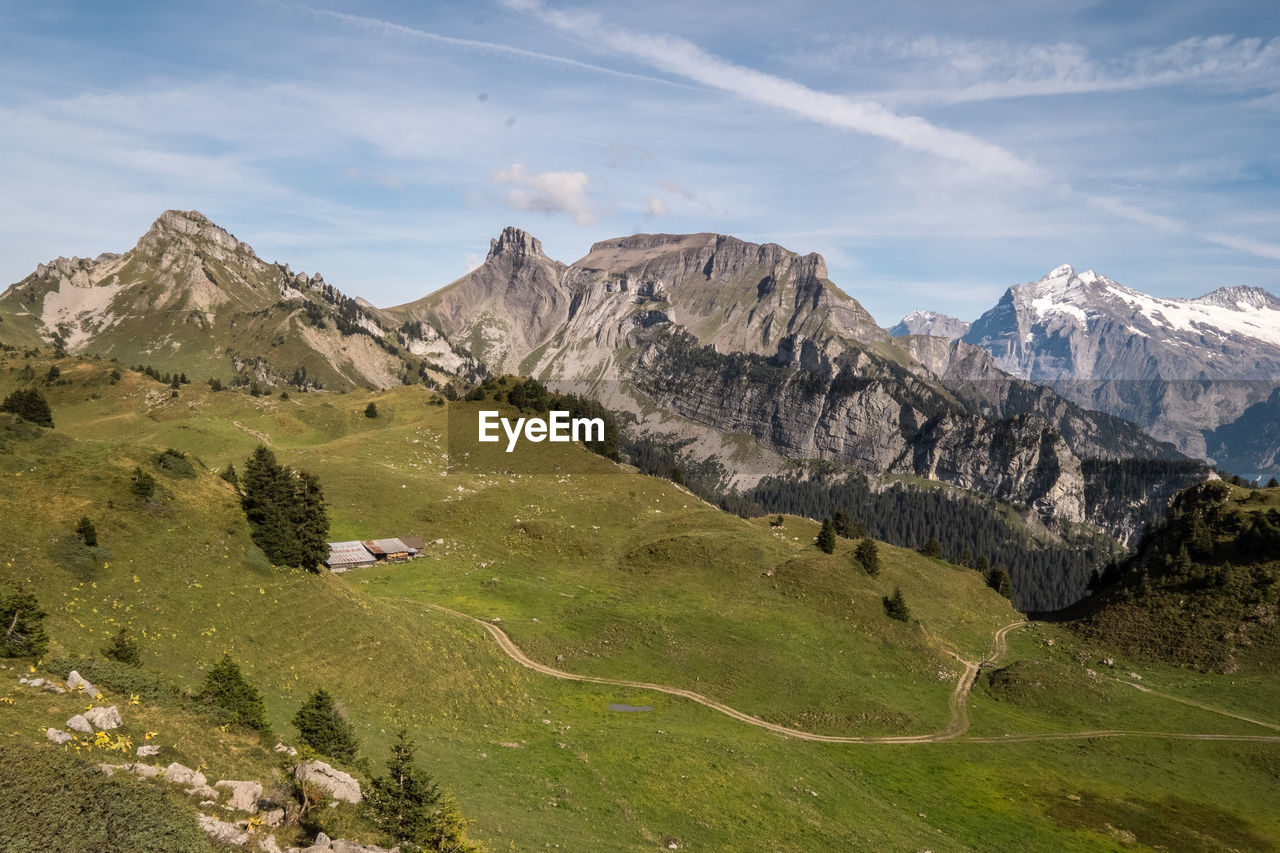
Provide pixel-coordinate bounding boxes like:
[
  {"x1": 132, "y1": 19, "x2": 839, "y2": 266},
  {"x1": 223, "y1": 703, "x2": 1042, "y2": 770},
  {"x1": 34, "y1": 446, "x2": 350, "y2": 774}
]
[{"x1": 962, "y1": 264, "x2": 1280, "y2": 473}]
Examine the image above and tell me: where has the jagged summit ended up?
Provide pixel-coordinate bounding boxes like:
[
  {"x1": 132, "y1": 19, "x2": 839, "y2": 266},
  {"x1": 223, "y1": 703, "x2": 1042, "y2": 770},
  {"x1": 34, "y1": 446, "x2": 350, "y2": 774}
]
[
  {"x1": 487, "y1": 226, "x2": 545, "y2": 261},
  {"x1": 139, "y1": 209, "x2": 249, "y2": 254},
  {"x1": 889, "y1": 310, "x2": 970, "y2": 340},
  {"x1": 1192, "y1": 285, "x2": 1280, "y2": 311}
]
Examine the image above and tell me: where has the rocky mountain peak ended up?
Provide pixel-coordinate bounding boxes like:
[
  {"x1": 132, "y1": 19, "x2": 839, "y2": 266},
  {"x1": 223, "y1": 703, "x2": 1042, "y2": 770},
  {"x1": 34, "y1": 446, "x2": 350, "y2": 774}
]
[
  {"x1": 1192, "y1": 285, "x2": 1280, "y2": 312},
  {"x1": 137, "y1": 209, "x2": 251, "y2": 258},
  {"x1": 487, "y1": 226, "x2": 546, "y2": 261},
  {"x1": 890, "y1": 310, "x2": 971, "y2": 340}
]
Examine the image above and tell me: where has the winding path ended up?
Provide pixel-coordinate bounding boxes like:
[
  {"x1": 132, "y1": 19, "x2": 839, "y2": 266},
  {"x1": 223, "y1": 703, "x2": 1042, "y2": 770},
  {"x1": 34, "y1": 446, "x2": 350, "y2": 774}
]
[{"x1": 428, "y1": 605, "x2": 1280, "y2": 746}]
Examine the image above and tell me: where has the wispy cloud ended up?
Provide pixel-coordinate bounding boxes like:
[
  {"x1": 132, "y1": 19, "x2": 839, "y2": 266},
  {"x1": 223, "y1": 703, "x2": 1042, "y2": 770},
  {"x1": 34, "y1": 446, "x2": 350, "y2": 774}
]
[
  {"x1": 506, "y1": 1, "x2": 1280, "y2": 266},
  {"x1": 503, "y1": 0, "x2": 1040, "y2": 180},
  {"x1": 816, "y1": 33, "x2": 1280, "y2": 104},
  {"x1": 300, "y1": 5, "x2": 694, "y2": 90},
  {"x1": 491, "y1": 163, "x2": 597, "y2": 225}
]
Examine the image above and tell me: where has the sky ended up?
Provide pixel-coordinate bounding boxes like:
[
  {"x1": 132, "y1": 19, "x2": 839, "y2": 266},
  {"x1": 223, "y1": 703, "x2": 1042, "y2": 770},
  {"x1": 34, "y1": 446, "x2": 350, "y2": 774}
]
[{"x1": 1, "y1": 0, "x2": 1278, "y2": 325}]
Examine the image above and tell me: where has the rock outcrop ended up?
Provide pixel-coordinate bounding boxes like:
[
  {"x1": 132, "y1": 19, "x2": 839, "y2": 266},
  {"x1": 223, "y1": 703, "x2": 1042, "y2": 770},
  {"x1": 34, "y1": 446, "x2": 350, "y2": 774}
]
[{"x1": 293, "y1": 761, "x2": 362, "y2": 804}]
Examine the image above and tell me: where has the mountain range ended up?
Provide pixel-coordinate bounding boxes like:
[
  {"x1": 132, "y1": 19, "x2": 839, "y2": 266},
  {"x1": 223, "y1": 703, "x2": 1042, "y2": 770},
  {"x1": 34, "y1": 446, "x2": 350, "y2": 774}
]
[
  {"x1": 7, "y1": 211, "x2": 1258, "y2": 606},
  {"x1": 894, "y1": 265, "x2": 1280, "y2": 478}
]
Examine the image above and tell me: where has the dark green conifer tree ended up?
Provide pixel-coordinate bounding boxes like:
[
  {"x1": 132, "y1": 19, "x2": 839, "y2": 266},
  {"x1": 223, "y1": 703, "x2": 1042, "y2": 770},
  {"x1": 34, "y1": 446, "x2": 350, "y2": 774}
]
[
  {"x1": 75, "y1": 517, "x2": 97, "y2": 547},
  {"x1": 854, "y1": 538, "x2": 880, "y2": 576},
  {"x1": 883, "y1": 586, "x2": 911, "y2": 622},
  {"x1": 1, "y1": 387, "x2": 53, "y2": 427},
  {"x1": 816, "y1": 518, "x2": 837, "y2": 554},
  {"x1": 1, "y1": 590, "x2": 49, "y2": 658},
  {"x1": 292, "y1": 470, "x2": 330, "y2": 573},
  {"x1": 197, "y1": 654, "x2": 268, "y2": 731},
  {"x1": 293, "y1": 688, "x2": 359, "y2": 762},
  {"x1": 365, "y1": 730, "x2": 442, "y2": 846}
]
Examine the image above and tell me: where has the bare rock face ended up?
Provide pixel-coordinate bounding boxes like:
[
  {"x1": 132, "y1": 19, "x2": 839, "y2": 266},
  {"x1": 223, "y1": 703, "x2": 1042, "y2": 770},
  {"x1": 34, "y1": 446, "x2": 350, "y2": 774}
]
[
  {"x1": 66, "y1": 714, "x2": 93, "y2": 734},
  {"x1": 66, "y1": 671, "x2": 99, "y2": 697},
  {"x1": 164, "y1": 762, "x2": 208, "y2": 789},
  {"x1": 293, "y1": 761, "x2": 362, "y2": 804},
  {"x1": 84, "y1": 705, "x2": 122, "y2": 730},
  {"x1": 197, "y1": 813, "x2": 250, "y2": 847},
  {"x1": 215, "y1": 779, "x2": 264, "y2": 812}
]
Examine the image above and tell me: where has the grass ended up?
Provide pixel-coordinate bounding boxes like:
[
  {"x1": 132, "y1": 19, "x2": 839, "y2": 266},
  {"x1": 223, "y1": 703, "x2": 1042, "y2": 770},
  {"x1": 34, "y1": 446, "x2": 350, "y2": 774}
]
[{"x1": 2, "y1": 351, "x2": 1279, "y2": 851}]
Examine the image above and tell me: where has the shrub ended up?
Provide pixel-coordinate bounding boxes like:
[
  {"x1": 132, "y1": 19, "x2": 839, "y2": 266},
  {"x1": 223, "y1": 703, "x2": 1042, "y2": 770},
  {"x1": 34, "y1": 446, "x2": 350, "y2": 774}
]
[
  {"x1": 196, "y1": 653, "x2": 269, "y2": 732},
  {"x1": 919, "y1": 538, "x2": 943, "y2": 559},
  {"x1": 0, "y1": 742, "x2": 209, "y2": 852},
  {"x1": 220, "y1": 464, "x2": 239, "y2": 489},
  {"x1": 154, "y1": 448, "x2": 196, "y2": 478},
  {"x1": 293, "y1": 688, "x2": 359, "y2": 762},
  {"x1": 75, "y1": 516, "x2": 98, "y2": 547},
  {"x1": 365, "y1": 401, "x2": 379, "y2": 417},
  {"x1": 130, "y1": 467, "x2": 157, "y2": 500},
  {"x1": 883, "y1": 586, "x2": 911, "y2": 622},
  {"x1": 102, "y1": 628, "x2": 141, "y2": 666},
  {"x1": 986, "y1": 567, "x2": 1014, "y2": 599},
  {"x1": 1, "y1": 589, "x2": 49, "y2": 658}
]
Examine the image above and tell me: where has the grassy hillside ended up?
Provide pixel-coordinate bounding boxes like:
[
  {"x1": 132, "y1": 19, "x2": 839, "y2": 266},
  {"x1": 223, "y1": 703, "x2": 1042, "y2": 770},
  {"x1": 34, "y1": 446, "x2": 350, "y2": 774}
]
[
  {"x1": 3, "y1": 352, "x2": 1279, "y2": 851},
  {"x1": 1065, "y1": 479, "x2": 1280, "y2": 673}
]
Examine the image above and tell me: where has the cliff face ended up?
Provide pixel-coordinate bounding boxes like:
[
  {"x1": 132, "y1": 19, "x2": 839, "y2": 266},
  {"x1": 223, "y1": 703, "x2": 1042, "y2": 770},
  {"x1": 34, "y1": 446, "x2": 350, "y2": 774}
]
[
  {"x1": 962, "y1": 265, "x2": 1280, "y2": 471},
  {"x1": 391, "y1": 229, "x2": 1197, "y2": 541}
]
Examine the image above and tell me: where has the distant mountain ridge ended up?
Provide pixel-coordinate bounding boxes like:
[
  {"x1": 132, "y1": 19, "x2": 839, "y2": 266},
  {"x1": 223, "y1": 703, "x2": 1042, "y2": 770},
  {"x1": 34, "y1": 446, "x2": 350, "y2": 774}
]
[
  {"x1": 890, "y1": 310, "x2": 970, "y2": 340},
  {"x1": 959, "y1": 264, "x2": 1280, "y2": 475},
  {"x1": 0, "y1": 210, "x2": 467, "y2": 391}
]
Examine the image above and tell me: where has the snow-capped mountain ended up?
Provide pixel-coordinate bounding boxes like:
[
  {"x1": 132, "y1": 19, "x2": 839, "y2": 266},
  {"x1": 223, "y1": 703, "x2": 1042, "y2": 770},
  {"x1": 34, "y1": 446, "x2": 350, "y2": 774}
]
[
  {"x1": 962, "y1": 265, "x2": 1280, "y2": 472},
  {"x1": 889, "y1": 310, "x2": 970, "y2": 340}
]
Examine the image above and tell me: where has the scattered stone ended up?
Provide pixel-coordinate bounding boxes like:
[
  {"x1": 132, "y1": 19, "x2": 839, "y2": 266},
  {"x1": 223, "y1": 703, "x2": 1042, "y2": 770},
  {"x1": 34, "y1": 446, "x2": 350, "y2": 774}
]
[
  {"x1": 137, "y1": 744, "x2": 161, "y2": 757},
  {"x1": 289, "y1": 832, "x2": 401, "y2": 852},
  {"x1": 198, "y1": 813, "x2": 249, "y2": 846},
  {"x1": 216, "y1": 779, "x2": 264, "y2": 812},
  {"x1": 46, "y1": 728, "x2": 73, "y2": 744},
  {"x1": 67, "y1": 714, "x2": 93, "y2": 734},
  {"x1": 187, "y1": 784, "x2": 220, "y2": 800},
  {"x1": 260, "y1": 836, "x2": 284, "y2": 853},
  {"x1": 260, "y1": 807, "x2": 286, "y2": 828},
  {"x1": 164, "y1": 762, "x2": 208, "y2": 788},
  {"x1": 273, "y1": 742, "x2": 298, "y2": 756},
  {"x1": 84, "y1": 705, "x2": 123, "y2": 730},
  {"x1": 1128, "y1": 672, "x2": 1142, "y2": 681},
  {"x1": 293, "y1": 761, "x2": 362, "y2": 804},
  {"x1": 100, "y1": 763, "x2": 161, "y2": 780},
  {"x1": 19, "y1": 676, "x2": 45, "y2": 688},
  {"x1": 67, "y1": 671, "x2": 99, "y2": 697}
]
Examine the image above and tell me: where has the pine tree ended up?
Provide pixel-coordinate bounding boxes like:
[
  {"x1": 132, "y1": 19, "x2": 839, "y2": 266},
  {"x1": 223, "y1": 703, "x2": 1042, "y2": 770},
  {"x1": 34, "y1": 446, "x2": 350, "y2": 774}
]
[
  {"x1": 366, "y1": 729, "x2": 441, "y2": 845},
  {"x1": 75, "y1": 516, "x2": 97, "y2": 547},
  {"x1": 1, "y1": 589, "x2": 50, "y2": 658},
  {"x1": 293, "y1": 688, "x2": 359, "y2": 762},
  {"x1": 854, "y1": 538, "x2": 880, "y2": 576},
  {"x1": 816, "y1": 518, "x2": 837, "y2": 554},
  {"x1": 364, "y1": 402, "x2": 379, "y2": 418},
  {"x1": 882, "y1": 586, "x2": 911, "y2": 622},
  {"x1": 1268, "y1": 477, "x2": 1279, "y2": 489},
  {"x1": 292, "y1": 470, "x2": 330, "y2": 572},
  {"x1": 986, "y1": 567, "x2": 1014, "y2": 599},
  {"x1": 919, "y1": 537, "x2": 943, "y2": 559},
  {"x1": 1, "y1": 387, "x2": 54, "y2": 427},
  {"x1": 197, "y1": 654, "x2": 268, "y2": 731},
  {"x1": 220, "y1": 464, "x2": 239, "y2": 489},
  {"x1": 241, "y1": 446, "x2": 299, "y2": 566},
  {"x1": 102, "y1": 628, "x2": 141, "y2": 666}
]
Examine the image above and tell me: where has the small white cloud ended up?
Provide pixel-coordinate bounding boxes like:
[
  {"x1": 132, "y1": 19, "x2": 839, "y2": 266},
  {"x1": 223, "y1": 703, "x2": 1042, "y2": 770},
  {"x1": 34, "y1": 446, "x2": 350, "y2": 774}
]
[
  {"x1": 463, "y1": 252, "x2": 484, "y2": 273},
  {"x1": 645, "y1": 194, "x2": 666, "y2": 218},
  {"x1": 491, "y1": 162, "x2": 596, "y2": 225}
]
